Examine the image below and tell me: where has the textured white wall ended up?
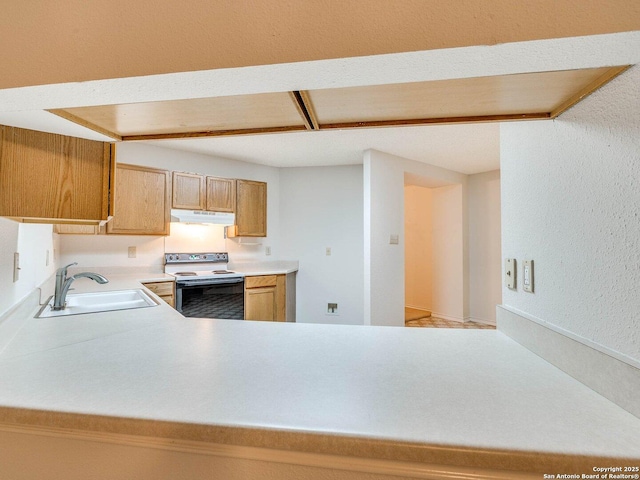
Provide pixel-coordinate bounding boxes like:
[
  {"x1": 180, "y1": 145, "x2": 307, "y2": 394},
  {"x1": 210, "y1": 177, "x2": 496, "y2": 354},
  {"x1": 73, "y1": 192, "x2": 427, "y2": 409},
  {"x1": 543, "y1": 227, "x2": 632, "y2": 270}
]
[
  {"x1": 364, "y1": 150, "x2": 467, "y2": 326},
  {"x1": 468, "y1": 170, "x2": 502, "y2": 324},
  {"x1": 501, "y1": 65, "x2": 640, "y2": 364},
  {"x1": 0, "y1": 220, "x2": 57, "y2": 317},
  {"x1": 404, "y1": 186, "x2": 433, "y2": 311},
  {"x1": 279, "y1": 166, "x2": 364, "y2": 325}
]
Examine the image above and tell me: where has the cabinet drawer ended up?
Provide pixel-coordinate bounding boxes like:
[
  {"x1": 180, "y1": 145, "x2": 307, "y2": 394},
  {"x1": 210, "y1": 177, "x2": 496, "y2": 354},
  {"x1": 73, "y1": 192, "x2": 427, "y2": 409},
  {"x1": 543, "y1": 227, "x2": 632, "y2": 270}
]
[
  {"x1": 245, "y1": 275, "x2": 277, "y2": 289},
  {"x1": 143, "y1": 281, "x2": 174, "y2": 296}
]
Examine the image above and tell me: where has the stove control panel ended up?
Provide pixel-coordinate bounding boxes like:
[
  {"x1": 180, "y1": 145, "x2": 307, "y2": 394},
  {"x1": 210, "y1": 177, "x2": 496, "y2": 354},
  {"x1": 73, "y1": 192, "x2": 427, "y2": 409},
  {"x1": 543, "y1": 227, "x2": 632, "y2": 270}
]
[{"x1": 165, "y1": 252, "x2": 229, "y2": 264}]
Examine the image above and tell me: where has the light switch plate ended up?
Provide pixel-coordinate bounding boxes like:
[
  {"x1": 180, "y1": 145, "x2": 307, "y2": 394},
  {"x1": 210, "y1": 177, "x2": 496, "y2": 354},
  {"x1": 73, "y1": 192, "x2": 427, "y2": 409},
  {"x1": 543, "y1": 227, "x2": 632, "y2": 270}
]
[
  {"x1": 13, "y1": 252, "x2": 20, "y2": 283},
  {"x1": 523, "y1": 260, "x2": 534, "y2": 293},
  {"x1": 505, "y1": 258, "x2": 516, "y2": 290}
]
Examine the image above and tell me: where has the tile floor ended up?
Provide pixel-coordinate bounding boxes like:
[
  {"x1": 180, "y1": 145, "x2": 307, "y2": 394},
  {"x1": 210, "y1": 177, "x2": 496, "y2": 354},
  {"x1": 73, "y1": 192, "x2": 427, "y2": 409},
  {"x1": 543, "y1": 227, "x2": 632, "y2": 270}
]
[{"x1": 404, "y1": 307, "x2": 495, "y2": 329}]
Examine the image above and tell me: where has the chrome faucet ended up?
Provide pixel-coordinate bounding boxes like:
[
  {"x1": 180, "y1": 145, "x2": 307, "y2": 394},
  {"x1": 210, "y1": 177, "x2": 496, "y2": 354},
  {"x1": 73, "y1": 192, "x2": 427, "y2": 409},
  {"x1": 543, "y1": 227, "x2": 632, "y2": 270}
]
[{"x1": 52, "y1": 263, "x2": 109, "y2": 311}]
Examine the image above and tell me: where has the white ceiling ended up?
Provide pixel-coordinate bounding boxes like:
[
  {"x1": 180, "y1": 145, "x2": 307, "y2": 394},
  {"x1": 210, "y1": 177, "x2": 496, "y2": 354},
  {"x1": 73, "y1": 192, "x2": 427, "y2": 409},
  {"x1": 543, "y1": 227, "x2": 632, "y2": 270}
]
[
  {"x1": 150, "y1": 122, "x2": 500, "y2": 173},
  {"x1": 1, "y1": 31, "x2": 638, "y2": 175}
]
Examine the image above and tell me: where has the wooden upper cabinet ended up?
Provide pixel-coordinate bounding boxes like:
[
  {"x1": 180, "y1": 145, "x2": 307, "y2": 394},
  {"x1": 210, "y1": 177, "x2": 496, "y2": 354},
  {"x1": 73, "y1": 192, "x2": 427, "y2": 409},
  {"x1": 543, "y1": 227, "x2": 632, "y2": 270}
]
[
  {"x1": 172, "y1": 172, "x2": 204, "y2": 210},
  {"x1": 0, "y1": 125, "x2": 114, "y2": 224},
  {"x1": 206, "y1": 176, "x2": 235, "y2": 212},
  {"x1": 235, "y1": 179, "x2": 267, "y2": 237},
  {"x1": 107, "y1": 163, "x2": 171, "y2": 235}
]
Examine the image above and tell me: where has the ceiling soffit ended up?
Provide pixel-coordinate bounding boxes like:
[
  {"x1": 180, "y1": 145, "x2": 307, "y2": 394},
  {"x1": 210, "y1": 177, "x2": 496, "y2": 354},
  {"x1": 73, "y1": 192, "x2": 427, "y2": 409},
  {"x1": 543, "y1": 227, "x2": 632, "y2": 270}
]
[
  {"x1": 49, "y1": 66, "x2": 629, "y2": 142},
  {"x1": 2, "y1": 0, "x2": 639, "y2": 89}
]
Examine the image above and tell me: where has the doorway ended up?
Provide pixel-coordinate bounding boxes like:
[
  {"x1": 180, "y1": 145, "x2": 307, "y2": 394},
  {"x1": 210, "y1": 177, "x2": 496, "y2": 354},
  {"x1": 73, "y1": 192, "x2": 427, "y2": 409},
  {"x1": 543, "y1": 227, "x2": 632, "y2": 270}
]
[{"x1": 404, "y1": 177, "x2": 466, "y2": 326}]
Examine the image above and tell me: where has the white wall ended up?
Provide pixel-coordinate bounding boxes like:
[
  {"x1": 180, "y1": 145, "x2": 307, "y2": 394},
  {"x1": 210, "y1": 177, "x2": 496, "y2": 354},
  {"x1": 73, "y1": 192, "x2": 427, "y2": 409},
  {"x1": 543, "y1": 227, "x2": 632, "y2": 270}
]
[
  {"x1": 501, "y1": 65, "x2": 640, "y2": 364},
  {"x1": 468, "y1": 170, "x2": 501, "y2": 324},
  {"x1": 0, "y1": 220, "x2": 57, "y2": 317},
  {"x1": 431, "y1": 185, "x2": 465, "y2": 321},
  {"x1": 404, "y1": 184, "x2": 466, "y2": 321},
  {"x1": 404, "y1": 186, "x2": 433, "y2": 311},
  {"x1": 279, "y1": 166, "x2": 364, "y2": 325},
  {"x1": 364, "y1": 149, "x2": 467, "y2": 326}
]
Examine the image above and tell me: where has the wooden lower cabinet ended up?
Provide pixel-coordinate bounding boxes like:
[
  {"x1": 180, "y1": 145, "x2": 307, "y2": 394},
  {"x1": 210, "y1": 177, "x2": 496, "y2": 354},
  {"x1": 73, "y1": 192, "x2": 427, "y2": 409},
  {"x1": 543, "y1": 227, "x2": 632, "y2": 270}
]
[
  {"x1": 244, "y1": 275, "x2": 286, "y2": 322},
  {"x1": 142, "y1": 280, "x2": 175, "y2": 308}
]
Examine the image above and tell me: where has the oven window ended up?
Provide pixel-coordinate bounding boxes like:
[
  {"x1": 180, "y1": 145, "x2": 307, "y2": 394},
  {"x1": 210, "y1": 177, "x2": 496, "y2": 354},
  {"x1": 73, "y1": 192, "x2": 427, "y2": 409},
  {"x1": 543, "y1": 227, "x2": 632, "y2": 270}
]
[{"x1": 181, "y1": 283, "x2": 244, "y2": 320}]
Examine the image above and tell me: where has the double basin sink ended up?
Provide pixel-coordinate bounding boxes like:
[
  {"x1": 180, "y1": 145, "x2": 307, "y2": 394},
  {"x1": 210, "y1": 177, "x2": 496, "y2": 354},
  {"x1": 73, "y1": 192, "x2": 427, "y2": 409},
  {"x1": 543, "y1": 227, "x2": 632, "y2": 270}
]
[{"x1": 37, "y1": 289, "x2": 159, "y2": 318}]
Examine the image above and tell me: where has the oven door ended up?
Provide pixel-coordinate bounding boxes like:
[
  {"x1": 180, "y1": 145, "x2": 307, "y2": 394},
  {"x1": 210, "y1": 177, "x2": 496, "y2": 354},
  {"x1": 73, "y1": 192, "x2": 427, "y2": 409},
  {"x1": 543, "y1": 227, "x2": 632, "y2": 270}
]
[{"x1": 176, "y1": 277, "x2": 245, "y2": 319}]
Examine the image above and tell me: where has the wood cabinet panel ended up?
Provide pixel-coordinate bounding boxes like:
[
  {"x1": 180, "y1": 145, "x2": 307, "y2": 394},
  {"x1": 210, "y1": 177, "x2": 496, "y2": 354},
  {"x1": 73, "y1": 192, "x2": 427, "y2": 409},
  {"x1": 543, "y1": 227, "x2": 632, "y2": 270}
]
[
  {"x1": 54, "y1": 224, "x2": 102, "y2": 235},
  {"x1": 235, "y1": 179, "x2": 266, "y2": 237},
  {"x1": 0, "y1": 125, "x2": 113, "y2": 223},
  {"x1": 245, "y1": 286, "x2": 277, "y2": 321},
  {"x1": 107, "y1": 164, "x2": 171, "y2": 235},
  {"x1": 244, "y1": 274, "x2": 285, "y2": 322},
  {"x1": 206, "y1": 176, "x2": 235, "y2": 212},
  {"x1": 142, "y1": 280, "x2": 176, "y2": 308},
  {"x1": 172, "y1": 172, "x2": 204, "y2": 210},
  {"x1": 244, "y1": 275, "x2": 277, "y2": 289}
]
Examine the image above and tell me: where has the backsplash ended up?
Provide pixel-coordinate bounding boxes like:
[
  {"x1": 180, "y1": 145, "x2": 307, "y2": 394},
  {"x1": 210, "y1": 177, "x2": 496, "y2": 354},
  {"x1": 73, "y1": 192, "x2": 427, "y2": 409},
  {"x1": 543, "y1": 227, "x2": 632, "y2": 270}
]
[{"x1": 57, "y1": 222, "x2": 265, "y2": 269}]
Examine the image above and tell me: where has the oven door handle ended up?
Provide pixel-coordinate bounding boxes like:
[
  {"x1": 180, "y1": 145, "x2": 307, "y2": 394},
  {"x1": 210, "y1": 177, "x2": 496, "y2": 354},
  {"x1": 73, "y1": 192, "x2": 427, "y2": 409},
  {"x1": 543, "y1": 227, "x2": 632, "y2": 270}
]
[{"x1": 177, "y1": 277, "x2": 244, "y2": 287}]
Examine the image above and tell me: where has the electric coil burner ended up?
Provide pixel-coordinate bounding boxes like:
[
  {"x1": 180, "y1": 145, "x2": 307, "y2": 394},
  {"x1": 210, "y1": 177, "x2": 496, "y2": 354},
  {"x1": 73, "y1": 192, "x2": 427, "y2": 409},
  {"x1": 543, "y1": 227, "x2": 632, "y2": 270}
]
[{"x1": 164, "y1": 253, "x2": 244, "y2": 319}]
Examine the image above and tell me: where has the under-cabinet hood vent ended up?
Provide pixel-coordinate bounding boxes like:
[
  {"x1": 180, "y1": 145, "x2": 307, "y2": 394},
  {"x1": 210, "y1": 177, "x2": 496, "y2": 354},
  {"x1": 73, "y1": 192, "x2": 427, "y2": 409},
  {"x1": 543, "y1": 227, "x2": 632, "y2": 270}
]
[{"x1": 170, "y1": 209, "x2": 235, "y2": 225}]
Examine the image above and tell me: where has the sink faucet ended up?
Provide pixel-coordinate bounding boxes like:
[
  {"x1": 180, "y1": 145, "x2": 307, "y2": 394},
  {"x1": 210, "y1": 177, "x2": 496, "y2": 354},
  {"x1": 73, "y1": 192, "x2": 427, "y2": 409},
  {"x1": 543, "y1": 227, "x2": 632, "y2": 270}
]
[{"x1": 52, "y1": 263, "x2": 109, "y2": 311}]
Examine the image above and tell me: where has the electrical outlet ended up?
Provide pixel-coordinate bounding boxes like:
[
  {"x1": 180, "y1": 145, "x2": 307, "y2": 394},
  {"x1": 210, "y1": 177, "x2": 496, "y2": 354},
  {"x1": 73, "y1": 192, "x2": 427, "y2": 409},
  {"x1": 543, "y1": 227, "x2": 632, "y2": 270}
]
[
  {"x1": 128, "y1": 246, "x2": 137, "y2": 258},
  {"x1": 265, "y1": 246, "x2": 271, "y2": 256},
  {"x1": 327, "y1": 303, "x2": 338, "y2": 315},
  {"x1": 326, "y1": 247, "x2": 331, "y2": 256},
  {"x1": 389, "y1": 234, "x2": 399, "y2": 245},
  {"x1": 46, "y1": 249, "x2": 50, "y2": 266}
]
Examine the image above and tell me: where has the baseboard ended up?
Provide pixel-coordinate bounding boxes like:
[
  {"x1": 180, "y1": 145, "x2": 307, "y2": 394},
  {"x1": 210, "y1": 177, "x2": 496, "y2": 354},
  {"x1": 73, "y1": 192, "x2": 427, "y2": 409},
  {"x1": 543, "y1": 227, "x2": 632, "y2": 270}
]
[
  {"x1": 405, "y1": 304, "x2": 431, "y2": 312},
  {"x1": 497, "y1": 305, "x2": 640, "y2": 419},
  {"x1": 465, "y1": 316, "x2": 496, "y2": 326}
]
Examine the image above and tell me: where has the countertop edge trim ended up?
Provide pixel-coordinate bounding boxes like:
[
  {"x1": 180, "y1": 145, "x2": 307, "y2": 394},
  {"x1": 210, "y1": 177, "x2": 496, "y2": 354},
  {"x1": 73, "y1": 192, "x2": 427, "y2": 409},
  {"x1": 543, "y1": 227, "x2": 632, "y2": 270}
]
[{"x1": 0, "y1": 408, "x2": 634, "y2": 475}]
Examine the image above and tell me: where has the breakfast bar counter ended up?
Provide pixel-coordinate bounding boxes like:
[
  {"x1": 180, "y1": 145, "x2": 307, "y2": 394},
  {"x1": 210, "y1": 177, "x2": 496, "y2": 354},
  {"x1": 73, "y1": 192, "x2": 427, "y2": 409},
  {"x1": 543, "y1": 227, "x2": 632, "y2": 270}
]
[{"x1": 0, "y1": 278, "x2": 639, "y2": 479}]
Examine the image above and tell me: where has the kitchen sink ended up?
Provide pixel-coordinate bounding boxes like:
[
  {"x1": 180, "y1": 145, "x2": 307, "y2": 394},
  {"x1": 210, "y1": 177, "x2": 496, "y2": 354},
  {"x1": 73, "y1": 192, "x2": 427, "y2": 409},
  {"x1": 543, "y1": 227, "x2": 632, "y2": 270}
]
[{"x1": 36, "y1": 289, "x2": 159, "y2": 318}]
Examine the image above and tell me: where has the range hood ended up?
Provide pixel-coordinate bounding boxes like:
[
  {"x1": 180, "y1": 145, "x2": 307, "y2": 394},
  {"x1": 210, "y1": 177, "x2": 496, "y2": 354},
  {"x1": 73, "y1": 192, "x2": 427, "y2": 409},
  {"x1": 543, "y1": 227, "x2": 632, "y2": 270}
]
[{"x1": 170, "y1": 209, "x2": 235, "y2": 225}]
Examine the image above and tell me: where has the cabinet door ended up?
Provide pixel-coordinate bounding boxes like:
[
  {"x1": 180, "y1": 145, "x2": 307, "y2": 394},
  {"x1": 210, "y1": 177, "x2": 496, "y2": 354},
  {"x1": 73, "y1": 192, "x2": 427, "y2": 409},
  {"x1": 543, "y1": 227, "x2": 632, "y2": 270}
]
[
  {"x1": 172, "y1": 172, "x2": 204, "y2": 210},
  {"x1": 236, "y1": 179, "x2": 266, "y2": 237},
  {"x1": 0, "y1": 125, "x2": 113, "y2": 223},
  {"x1": 206, "y1": 176, "x2": 236, "y2": 212},
  {"x1": 245, "y1": 286, "x2": 277, "y2": 321},
  {"x1": 244, "y1": 275, "x2": 286, "y2": 322},
  {"x1": 107, "y1": 164, "x2": 171, "y2": 235}
]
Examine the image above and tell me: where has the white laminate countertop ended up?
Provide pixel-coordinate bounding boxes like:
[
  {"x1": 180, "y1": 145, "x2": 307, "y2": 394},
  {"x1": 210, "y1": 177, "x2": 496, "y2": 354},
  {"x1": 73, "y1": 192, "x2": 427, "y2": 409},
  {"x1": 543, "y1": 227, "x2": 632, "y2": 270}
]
[
  {"x1": 0, "y1": 274, "x2": 639, "y2": 475},
  {"x1": 228, "y1": 260, "x2": 299, "y2": 276}
]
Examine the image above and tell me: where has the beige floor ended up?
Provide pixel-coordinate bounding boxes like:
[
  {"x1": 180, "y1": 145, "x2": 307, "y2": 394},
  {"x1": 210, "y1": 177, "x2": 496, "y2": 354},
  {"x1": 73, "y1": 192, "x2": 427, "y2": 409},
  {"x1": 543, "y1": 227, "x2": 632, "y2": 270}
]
[{"x1": 405, "y1": 307, "x2": 495, "y2": 329}]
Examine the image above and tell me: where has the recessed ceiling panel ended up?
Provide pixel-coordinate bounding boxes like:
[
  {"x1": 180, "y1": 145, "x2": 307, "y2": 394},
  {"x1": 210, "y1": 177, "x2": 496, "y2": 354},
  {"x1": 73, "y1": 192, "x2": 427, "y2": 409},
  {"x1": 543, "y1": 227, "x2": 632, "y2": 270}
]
[
  {"x1": 54, "y1": 92, "x2": 306, "y2": 137},
  {"x1": 307, "y1": 67, "x2": 619, "y2": 125}
]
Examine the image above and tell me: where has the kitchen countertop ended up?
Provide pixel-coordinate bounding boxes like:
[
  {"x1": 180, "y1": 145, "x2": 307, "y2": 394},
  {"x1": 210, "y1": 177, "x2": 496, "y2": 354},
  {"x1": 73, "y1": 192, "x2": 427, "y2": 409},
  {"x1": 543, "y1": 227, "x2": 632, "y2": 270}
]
[
  {"x1": 0, "y1": 274, "x2": 639, "y2": 475},
  {"x1": 228, "y1": 260, "x2": 299, "y2": 276}
]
